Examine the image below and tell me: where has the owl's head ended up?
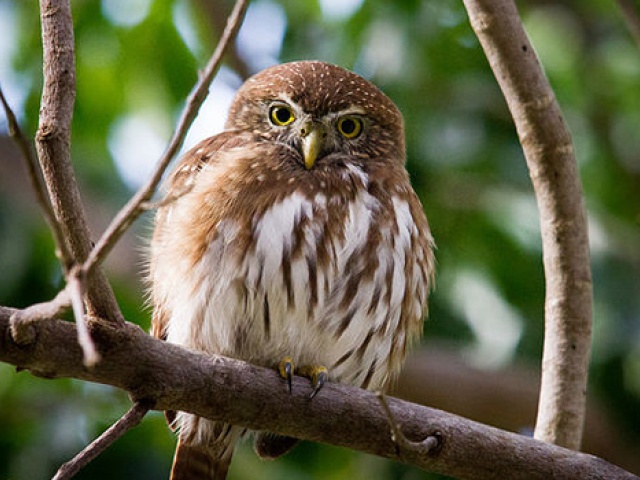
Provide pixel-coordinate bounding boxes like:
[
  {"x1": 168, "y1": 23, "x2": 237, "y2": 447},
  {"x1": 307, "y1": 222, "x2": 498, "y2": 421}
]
[{"x1": 226, "y1": 61, "x2": 405, "y2": 170}]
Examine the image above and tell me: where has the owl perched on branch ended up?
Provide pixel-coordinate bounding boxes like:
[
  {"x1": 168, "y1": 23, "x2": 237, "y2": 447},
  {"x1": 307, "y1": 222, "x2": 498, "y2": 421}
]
[{"x1": 150, "y1": 60, "x2": 435, "y2": 479}]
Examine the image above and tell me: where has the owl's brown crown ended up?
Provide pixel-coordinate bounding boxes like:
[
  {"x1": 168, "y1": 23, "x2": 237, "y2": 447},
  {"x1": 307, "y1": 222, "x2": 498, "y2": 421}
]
[{"x1": 226, "y1": 61, "x2": 402, "y2": 129}]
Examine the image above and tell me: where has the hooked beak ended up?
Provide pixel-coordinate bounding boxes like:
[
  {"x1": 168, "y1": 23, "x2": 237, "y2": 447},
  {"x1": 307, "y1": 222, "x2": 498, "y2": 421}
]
[{"x1": 300, "y1": 122, "x2": 324, "y2": 170}]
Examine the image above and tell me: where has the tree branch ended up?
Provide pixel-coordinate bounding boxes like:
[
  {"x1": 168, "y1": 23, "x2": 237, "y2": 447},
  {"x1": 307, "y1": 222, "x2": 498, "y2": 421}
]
[
  {"x1": 462, "y1": 0, "x2": 593, "y2": 450},
  {"x1": 36, "y1": 0, "x2": 124, "y2": 325},
  {"x1": 0, "y1": 307, "x2": 632, "y2": 480},
  {"x1": 52, "y1": 400, "x2": 152, "y2": 480},
  {"x1": 0, "y1": 84, "x2": 72, "y2": 270}
]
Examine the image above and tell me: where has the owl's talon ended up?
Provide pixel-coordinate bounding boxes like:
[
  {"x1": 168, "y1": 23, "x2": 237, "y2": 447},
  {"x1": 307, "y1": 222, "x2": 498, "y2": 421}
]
[
  {"x1": 299, "y1": 365, "x2": 329, "y2": 399},
  {"x1": 279, "y1": 356, "x2": 295, "y2": 394},
  {"x1": 309, "y1": 368, "x2": 328, "y2": 399}
]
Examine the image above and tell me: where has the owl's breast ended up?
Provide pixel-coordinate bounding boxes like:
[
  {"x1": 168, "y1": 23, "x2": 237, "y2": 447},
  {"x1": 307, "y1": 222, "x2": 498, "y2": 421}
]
[{"x1": 161, "y1": 169, "x2": 433, "y2": 392}]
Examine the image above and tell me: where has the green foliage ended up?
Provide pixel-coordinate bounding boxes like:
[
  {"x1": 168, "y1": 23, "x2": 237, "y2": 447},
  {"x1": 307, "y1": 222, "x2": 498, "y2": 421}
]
[{"x1": 1, "y1": 0, "x2": 639, "y2": 478}]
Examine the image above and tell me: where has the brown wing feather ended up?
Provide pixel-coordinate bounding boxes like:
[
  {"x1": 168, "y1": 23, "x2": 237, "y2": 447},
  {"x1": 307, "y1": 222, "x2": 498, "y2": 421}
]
[{"x1": 150, "y1": 130, "x2": 255, "y2": 342}]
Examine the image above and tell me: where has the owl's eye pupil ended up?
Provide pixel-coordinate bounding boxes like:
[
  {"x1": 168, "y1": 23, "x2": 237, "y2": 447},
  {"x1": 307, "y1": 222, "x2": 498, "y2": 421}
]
[
  {"x1": 275, "y1": 108, "x2": 291, "y2": 123},
  {"x1": 337, "y1": 116, "x2": 363, "y2": 139},
  {"x1": 270, "y1": 105, "x2": 295, "y2": 126},
  {"x1": 341, "y1": 119, "x2": 356, "y2": 134}
]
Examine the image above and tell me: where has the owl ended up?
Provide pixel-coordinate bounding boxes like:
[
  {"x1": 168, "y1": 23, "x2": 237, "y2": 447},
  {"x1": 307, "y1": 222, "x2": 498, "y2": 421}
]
[{"x1": 150, "y1": 60, "x2": 435, "y2": 479}]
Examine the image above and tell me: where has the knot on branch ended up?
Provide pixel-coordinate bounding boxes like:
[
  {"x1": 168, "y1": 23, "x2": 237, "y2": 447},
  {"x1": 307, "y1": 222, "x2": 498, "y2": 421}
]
[
  {"x1": 376, "y1": 392, "x2": 443, "y2": 461},
  {"x1": 9, "y1": 311, "x2": 37, "y2": 345},
  {"x1": 36, "y1": 121, "x2": 57, "y2": 141}
]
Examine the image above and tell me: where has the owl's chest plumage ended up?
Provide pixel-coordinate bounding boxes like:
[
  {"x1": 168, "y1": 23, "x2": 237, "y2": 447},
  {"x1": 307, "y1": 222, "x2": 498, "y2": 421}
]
[{"x1": 152, "y1": 148, "x2": 432, "y2": 392}]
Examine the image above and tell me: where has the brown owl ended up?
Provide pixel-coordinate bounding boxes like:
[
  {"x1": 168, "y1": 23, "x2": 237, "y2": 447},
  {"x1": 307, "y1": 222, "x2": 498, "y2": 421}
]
[{"x1": 150, "y1": 60, "x2": 435, "y2": 479}]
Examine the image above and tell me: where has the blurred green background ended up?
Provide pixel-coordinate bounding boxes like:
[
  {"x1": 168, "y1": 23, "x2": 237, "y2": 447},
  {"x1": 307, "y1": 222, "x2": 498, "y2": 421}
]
[{"x1": 1, "y1": 0, "x2": 639, "y2": 479}]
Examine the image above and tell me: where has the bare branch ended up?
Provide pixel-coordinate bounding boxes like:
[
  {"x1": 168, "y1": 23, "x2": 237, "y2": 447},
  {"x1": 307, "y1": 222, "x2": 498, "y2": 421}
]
[
  {"x1": 1, "y1": 308, "x2": 634, "y2": 480},
  {"x1": 138, "y1": 183, "x2": 194, "y2": 211},
  {"x1": 196, "y1": 0, "x2": 253, "y2": 79},
  {"x1": 52, "y1": 400, "x2": 151, "y2": 480},
  {"x1": 0, "y1": 84, "x2": 72, "y2": 270},
  {"x1": 67, "y1": 269, "x2": 100, "y2": 366},
  {"x1": 462, "y1": 0, "x2": 593, "y2": 449},
  {"x1": 80, "y1": 0, "x2": 250, "y2": 279},
  {"x1": 36, "y1": 0, "x2": 124, "y2": 325}
]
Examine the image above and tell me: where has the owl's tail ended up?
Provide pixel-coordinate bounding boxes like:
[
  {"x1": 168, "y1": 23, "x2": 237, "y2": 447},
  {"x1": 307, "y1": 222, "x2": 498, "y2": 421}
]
[
  {"x1": 168, "y1": 416, "x2": 242, "y2": 480},
  {"x1": 170, "y1": 438, "x2": 234, "y2": 480}
]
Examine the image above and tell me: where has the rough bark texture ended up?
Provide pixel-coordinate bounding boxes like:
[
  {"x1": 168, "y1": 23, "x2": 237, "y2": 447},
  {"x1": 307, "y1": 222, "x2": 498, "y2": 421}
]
[
  {"x1": 1, "y1": 308, "x2": 634, "y2": 480},
  {"x1": 463, "y1": 0, "x2": 593, "y2": 449},
  {"x1": 36, "y1": 0, "x2": 123, "y2": 324}
]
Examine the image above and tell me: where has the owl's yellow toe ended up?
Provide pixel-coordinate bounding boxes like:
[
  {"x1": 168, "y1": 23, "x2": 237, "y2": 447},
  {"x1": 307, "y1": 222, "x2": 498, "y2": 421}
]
[{"x1": 279, "y1": 356, "x2": 295, "y2": 393}]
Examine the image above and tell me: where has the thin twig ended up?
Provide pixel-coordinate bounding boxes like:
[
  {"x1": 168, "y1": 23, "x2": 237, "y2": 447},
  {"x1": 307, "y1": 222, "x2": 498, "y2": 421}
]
[
  {"x1": 52, "y1": 400, "x2": 152, "y2": 480},
  {"x1": 0, "y1": 84, "x2": 72, "y2": 271},
  {"x1": 376, "y1": 392, "x2": 441, "y2": 459},
  {"x1": 67, "y1": 269, "x2": 100, "y2": 367},
  {"x1": 616, "y1": 0, "x2": 640, "y2": 47},
  {"x1": 9, "y1": 289, "x2": 71, "y2": 345},
  {"x1": 197, "y1": 0, "x2": 253, "y2": 79},
  {"x1": 138, "y1": 183, "x2": 195, "y2": 211},
  {"x1": 80, "y1": 0, "x2": 250, "y2": 279}
]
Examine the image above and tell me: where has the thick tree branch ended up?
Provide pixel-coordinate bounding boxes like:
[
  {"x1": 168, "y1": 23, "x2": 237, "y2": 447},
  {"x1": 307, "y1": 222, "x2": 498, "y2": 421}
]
[
  {"x1": 462, "y1": 0, "x2": 593, "y2": 449},
  {"x1": 35, "y1": 0, "x2": 123, "y2": 325},
  {"x1": 0, "y1": 308, "x2": 632, "y2": 480}
]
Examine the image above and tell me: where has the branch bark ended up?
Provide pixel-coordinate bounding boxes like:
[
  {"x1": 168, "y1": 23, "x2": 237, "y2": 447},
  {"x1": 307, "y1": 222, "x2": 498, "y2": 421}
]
[
  {"x1": 36, "y1": 0, "x2": 123, "y2": 324},
  {"x1": 0, "y1": 308, "x2": 632, "y2": 480},
  {"x1": 462, "y1": 0, "x2": 593, "y2": 450}
]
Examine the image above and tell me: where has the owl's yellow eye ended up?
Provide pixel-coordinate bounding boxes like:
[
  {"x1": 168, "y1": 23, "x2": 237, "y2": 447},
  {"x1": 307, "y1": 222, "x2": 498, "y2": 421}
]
[
  {"x1": 269, "y1": 105, "x2": 295, "y2": 126},
  {"x1": 337, "y1": 116, "x2": 363, "y2": 139}
]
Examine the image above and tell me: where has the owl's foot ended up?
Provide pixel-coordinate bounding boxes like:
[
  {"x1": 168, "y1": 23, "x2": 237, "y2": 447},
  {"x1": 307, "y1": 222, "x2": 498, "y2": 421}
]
[{"x1": 278, "y1": 357, "x2": 329, "y2": 398}]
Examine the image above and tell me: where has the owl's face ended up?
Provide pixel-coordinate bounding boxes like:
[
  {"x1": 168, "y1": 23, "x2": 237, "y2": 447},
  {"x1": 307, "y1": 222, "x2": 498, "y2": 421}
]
[{"x1": 225, "y1": 61, "x2": 406, "y2": 171}]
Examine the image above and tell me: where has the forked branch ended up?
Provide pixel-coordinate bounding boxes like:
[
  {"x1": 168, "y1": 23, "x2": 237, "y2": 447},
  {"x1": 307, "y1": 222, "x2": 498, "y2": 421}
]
[
  {"x1": 8, "y1": 0, "x2": 249, "y2": 367},
  {"x1": 80, "y1": 0, "x2": 250, "y2": 279}
]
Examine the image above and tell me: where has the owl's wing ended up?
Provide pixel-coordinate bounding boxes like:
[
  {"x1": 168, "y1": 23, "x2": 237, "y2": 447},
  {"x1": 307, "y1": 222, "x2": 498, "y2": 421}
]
[
  {"x1": 167, "y1": 130, "x2": 250, "y2": 198},
  {"x1": 150, "y1": 130, "x2": 251, "y2": 341}
]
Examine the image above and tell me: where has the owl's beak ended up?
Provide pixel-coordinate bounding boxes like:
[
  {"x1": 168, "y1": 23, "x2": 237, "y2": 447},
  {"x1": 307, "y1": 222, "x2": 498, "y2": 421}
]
[{"x1": 300, "y1": 122, "x2": 323, "y2": 170}]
